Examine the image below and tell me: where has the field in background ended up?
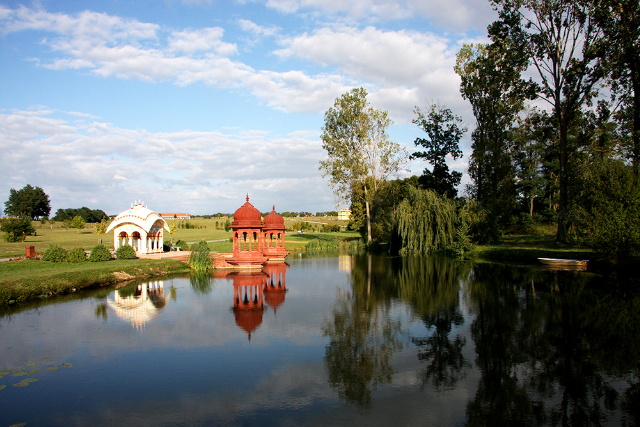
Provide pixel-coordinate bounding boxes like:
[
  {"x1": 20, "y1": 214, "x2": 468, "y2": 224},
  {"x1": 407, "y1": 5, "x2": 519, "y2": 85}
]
[{"x1": 0, "y1": 216, "x2": 355, "y2": 259}]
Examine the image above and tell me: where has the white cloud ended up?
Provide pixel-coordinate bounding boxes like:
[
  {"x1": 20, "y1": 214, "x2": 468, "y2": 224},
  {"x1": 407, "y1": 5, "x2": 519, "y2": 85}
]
[
  {"x1": 0, "y1": 110, "x2": 334, "y2": 215},
  {"x1": 168, "y1": 27, "x2": 237, "y2": 55},
  {"x1": 237, "y1": 19, "x2": 280, "y2": 38},
  {"x1": 263, "y1": 0, "x2": 496, "y2": 32}
]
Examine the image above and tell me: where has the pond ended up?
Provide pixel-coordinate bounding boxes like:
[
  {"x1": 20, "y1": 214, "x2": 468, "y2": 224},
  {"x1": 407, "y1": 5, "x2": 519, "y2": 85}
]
[{"x1": 1, "y1": 254, "x2": 639, "y2": 426}]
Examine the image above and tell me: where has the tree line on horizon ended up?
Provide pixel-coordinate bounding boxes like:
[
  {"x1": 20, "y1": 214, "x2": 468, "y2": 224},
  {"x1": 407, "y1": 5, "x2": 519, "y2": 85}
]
[{"x1": 320, "y1": 0, "x2": 640, "y2": 260}]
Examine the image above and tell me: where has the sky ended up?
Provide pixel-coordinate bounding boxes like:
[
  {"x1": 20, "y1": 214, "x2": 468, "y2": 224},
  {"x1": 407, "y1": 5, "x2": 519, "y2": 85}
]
[{"x1": 0, "y1": 0, "x2": 497, "y2": 216}]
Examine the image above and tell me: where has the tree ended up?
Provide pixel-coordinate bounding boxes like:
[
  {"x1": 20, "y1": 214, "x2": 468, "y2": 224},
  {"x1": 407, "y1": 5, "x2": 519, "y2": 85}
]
[
  {"x1": 4, "y1": 184, "x2": 51, "y2": 219},
  {"x1": 52, "y1": 207, "x2": 107, "y2": 223},
  {"x1": 411, "y1": 104, "x2": 467, "y2": 198},
  {"x1": 0, "y1": 217, "x2": 35, "y2": 242},
  {"x1": 69, "y1": 215, "x2": 86, "y2": 230},
  {"x1": 319, "y1": 87, "x2": 407, "y2": 245},
  {"x1": 593, "y1": 0, "x2": 640, "y2": 176},
  {"x1": 455, "y1": 42, "x2": 532, "y2": 241},
  {"x1": 490, "y1": 0, "x2": 604, "y2": 242},
  {"x1": 393, "y1": 187, "x2": 458, "y2": 255},
  {"x1": 573, "y1": 159, "x2": 640, "y2": 259}
]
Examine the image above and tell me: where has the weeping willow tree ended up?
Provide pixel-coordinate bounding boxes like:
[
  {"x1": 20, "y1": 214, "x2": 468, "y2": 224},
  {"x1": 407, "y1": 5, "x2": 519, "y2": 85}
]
[{"x1": 393, "y1": 188, "x2": 458, "y2": 255}]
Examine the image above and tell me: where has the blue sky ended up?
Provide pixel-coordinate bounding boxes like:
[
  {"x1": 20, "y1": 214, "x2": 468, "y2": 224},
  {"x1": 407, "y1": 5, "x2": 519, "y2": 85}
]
[{"x1": 0, "y1": 0, "x2": 495, "y2": 215}]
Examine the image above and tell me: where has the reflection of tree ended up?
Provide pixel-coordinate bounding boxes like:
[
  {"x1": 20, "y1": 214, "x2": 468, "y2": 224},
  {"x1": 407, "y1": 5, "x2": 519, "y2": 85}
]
[
  {"x1": 396, "y1": 256, "x2": 471, "y2": 391},
  {"x1": 190, "y1": 273, "x2": 214, "y2": 294},
  {"x1": 465, "y1": 263, "x2": 640, "y2": 426},
  {"x1": 413, "y1": 310, "x2": 467, "y2": 391},
  {"x1": 323, "y1": 258, "x2": 403, "y2": 408},
  {"x1": 95, "y1": 303, "x2": 107, "y2": 321}
]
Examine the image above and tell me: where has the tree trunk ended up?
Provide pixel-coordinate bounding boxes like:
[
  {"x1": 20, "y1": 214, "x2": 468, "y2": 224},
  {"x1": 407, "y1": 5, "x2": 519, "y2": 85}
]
[
  {"x1": 364, "y1": 185, "x2": 372, "y2": 244},
  {"x1": 557, "y1": 120, "x2": 569, "y2": 243}
]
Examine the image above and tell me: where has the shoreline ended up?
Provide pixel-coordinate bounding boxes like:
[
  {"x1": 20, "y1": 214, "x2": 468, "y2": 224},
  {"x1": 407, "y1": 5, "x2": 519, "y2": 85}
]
[{"x1": 0, "y1": 258, "x2": 188, "y2": 305}]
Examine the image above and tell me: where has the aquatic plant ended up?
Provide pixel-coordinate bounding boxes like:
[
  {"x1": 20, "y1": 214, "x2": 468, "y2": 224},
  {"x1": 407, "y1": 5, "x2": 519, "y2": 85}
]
[{"x1": 189, "y1": 240, "x2": 212, "y2": 272}]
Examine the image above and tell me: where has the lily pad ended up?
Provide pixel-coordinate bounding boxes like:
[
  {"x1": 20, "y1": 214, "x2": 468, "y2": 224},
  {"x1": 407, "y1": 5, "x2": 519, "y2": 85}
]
[
  {"x1": 47, "y1": 366, "x2": 59, "y2": 371},
  {"x1": 0, "y1": 385, "x2": 6, "y2": 390},
  {"x1": 61, "y1": 363, "x2": 73, "y2": 368}
]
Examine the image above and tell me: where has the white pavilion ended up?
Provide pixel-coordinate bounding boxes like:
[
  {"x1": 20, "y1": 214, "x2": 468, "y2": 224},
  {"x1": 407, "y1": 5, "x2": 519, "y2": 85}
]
[{"x1": 106, "y1": 202, "x2": 170, "y2": 254}]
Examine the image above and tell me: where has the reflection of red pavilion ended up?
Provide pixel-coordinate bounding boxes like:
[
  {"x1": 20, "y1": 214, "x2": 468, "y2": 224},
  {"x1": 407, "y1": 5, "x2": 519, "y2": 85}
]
[
  {"x1": 263, "y1": 262, "x2": 288, "y2": 315},
  {"x1": 230, "y1": 271, "x2": 268, "y2": 341},
  {"x1": 217, "y1": 262, "x2": 289, "y2": 341}
]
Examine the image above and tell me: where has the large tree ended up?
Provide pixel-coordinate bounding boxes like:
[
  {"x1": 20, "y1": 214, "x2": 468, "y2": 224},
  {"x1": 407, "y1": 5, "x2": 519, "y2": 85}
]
[
  {"x1": 4, "y1": 184, "x2": 51, "y2": 219},
  {"x1": 593, "y1": 0, "x2": 640, "y2": 176},
  {"x1": 411, "y1": 104, "x2": 467, "y2": 198},
  {"x1": 490, "y1": 0, "x2": 604, "y2": 242},
  {"x1": 455, "y1": 41, "x2": 532, "y2": 241},
  {"x1": 319, "y1": 88, "x2": 406, "y2": 244}
]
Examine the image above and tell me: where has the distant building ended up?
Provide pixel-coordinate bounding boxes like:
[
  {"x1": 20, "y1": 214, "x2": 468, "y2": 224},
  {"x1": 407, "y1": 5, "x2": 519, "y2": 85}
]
[
  {"x1": 161, "y1": 212, "x2": 191, "y2": 220},
  {"x1": 338, "y1": 208, "x2": 352, "y2": 221}
]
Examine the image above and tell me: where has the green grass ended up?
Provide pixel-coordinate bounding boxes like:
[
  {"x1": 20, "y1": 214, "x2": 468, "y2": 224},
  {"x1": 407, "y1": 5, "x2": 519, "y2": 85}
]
[
  {"x1": 0, "y1": 258, "x2": 187, "y2": 304},
  {"x1": 0, "y1": 217, "x2": 352, "y2": 259},
  {"x1": 469, "y1": 233, "x2": 595, "y2": 265}
]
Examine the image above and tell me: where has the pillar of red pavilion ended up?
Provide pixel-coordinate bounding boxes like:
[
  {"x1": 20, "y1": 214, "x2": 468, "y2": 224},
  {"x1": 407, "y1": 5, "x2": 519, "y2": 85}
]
[{"x1": 262, "y1": 206, "x2": 290, "y2": 261}]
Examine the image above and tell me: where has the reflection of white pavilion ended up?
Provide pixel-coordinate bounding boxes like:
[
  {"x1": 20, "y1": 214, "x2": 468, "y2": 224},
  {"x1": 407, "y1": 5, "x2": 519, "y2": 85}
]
[
  {"x1": 106, "y1": 202, "x2": 170, "y2": 254},
  {"x1": 107, "y1": 281, "x2": 169, "y2": 329}
]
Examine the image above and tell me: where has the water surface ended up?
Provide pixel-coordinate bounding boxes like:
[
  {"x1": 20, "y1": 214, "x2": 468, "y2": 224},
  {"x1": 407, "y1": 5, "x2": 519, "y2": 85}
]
[{"x1": 1, "y1": 255, "x2": 639, "y2": 426}]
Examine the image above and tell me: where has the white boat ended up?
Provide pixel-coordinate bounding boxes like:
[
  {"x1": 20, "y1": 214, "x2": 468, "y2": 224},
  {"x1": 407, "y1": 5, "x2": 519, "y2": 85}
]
[{"x1": 537, "y1": 257, "x2": 589, "y2": 271}]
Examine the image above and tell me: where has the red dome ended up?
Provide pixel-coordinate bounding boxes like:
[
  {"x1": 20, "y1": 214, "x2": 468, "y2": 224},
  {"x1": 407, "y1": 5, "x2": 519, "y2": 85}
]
[
  {"x1": 263, "y1": 206, "x2": 285, "y2": 230},
  {"x1": 232, "y1": 195, "x2": 263, "y2": 228}
]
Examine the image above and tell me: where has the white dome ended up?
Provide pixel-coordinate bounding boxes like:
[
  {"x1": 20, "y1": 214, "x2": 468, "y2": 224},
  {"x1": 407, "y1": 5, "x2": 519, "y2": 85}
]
[{"x1": 106, "y1": 203, "x2": 170, "y2": 234}]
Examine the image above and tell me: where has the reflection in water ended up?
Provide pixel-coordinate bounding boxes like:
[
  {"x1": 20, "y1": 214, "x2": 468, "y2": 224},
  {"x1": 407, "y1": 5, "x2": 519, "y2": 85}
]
[
  {"x1": 106, "y1": 280, "x2": 170, "y2": 329},
  {"x1": 2, "y1": 255, "x2": 640, "y2": 425},
  {"x1": 322, "y1": 288, "x2": 402, "y2": 408},
  {"x1": 465, "y1": 264, "x2": 640, "y2": 426},
  {"x1": 215, "y1": 263, "x2": 290, "y2": 340},
  {"x1": 190, "y1": 273, "x2": 215, "y2": 294},
  {"x1": 325, "y1": 253, "x2": 640, "y2": 425},
  {"x1": 323, "y1": 255, "x2": 404, "y2": 408},
  {"x1": 389, "y1": 256, "x2": 472, "y2": 390}
]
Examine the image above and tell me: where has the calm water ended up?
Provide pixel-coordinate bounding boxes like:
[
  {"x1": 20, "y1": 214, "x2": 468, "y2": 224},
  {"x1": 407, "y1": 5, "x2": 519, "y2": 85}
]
[{"x1": 1, "y1": 255, "x2": 639, "y2": 426}]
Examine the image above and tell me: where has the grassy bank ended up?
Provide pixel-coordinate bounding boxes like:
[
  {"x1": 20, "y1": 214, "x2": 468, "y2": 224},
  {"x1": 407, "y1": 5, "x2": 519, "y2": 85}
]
[
  {"x1": 468, "y1": 233, "x2": 593, "y2": 264},
  {"x1": 0, "y1": 258, "x2": 187, "y2": 304}
]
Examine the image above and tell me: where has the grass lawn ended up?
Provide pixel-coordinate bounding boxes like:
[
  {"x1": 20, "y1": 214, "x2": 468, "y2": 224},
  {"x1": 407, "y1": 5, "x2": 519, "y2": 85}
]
[
  {"x1": 0, "y1": 217, "x2": 354, "y2": 259},
  {"x1": 469, "y1": 232, "x2": 595, "y2": 265},
  {"x1": 0, "y1": 258, "x2": 187, "y2": 304}
]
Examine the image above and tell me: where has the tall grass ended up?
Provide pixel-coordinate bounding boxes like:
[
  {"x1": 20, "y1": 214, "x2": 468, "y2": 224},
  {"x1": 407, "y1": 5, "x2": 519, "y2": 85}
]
[{"x1": 189, "y1": 241, "x2": 213, "y2": 272}]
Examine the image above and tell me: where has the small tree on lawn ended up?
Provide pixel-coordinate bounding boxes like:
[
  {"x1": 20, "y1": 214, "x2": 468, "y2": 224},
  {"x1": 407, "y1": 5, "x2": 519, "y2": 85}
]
[{"x1": 0, "y1": 217, "x2": 35, "y2": 242}]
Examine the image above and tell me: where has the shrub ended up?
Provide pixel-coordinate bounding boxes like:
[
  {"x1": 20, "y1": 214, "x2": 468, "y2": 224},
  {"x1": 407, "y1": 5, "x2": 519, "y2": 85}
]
[
  {"x1": 116, "y1": 244, "x2": 137, "y2": 260},
  {"x1": 174, "y1": 240, "x2": 189, "y2": 251},
  {"x1": 66, "y1": 247, "x2": 87, "y2": 263},
  {"x1": 88, "y1": 244, "x2": 112, "y2": 262},
  {"x1": 321, "y1": 224, "x2": 341, "y2": 232},
  {"x1": 189, "y1": 240, "x2": 212, "y2": 272},
  {"x1": 43, "y1": 245, "x2": 68, "y2": 262}
]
